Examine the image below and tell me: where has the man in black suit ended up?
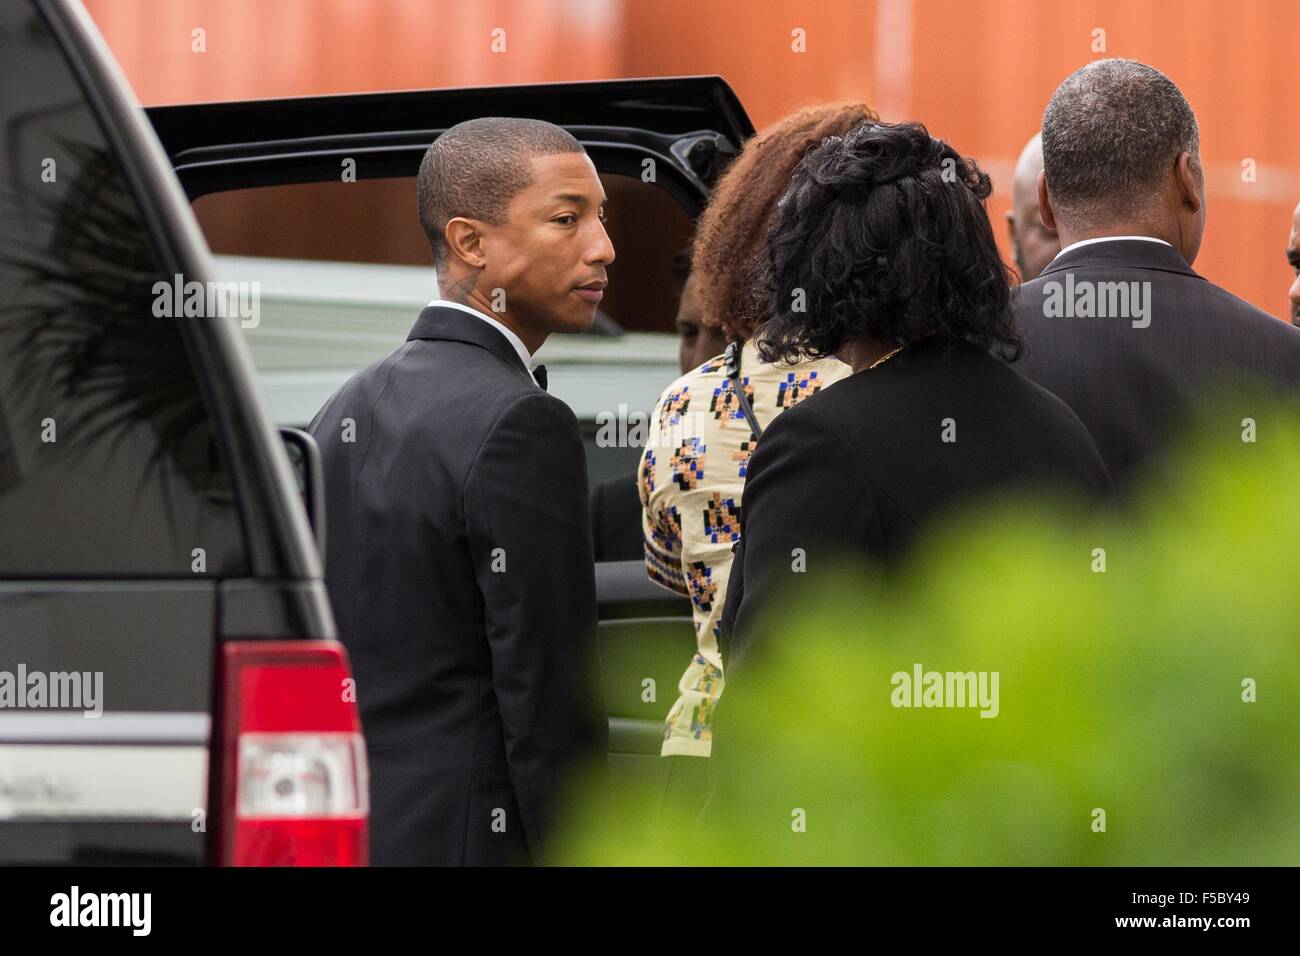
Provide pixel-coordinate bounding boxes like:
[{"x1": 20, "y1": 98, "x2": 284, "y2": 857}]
[
  {"x1": 1004, "y1": 133, "x2": 1059, "y2": 282},
  {"x1": 1013, "y1": 59, "x2": 1300, "y2": 491},
  {"x1": 309, "y1": 117, "x2": 614, "y2": 865}
]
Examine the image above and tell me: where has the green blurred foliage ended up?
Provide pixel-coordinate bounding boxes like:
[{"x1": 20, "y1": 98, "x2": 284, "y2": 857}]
[{"x1": 557, "y1": 395, "x2": 1300, "y2": 865}]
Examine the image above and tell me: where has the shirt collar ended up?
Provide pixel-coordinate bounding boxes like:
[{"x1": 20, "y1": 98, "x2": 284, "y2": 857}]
[
  {"x1": 1048, "y1": 235, "x2": 1173, "y2": 265},
  {"x1": 426, "y1": 298, "x2": 540, "y2": 384}
]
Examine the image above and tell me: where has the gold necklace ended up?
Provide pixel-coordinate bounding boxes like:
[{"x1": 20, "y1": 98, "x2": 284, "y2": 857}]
[{"x1": 867, "y1": 344, "x2": 906, "y2": 369}]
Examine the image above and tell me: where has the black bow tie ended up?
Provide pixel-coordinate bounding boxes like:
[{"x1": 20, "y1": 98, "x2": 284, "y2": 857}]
[{"x1": 531, "y1": 364, "x2": 547, "y2": 391}]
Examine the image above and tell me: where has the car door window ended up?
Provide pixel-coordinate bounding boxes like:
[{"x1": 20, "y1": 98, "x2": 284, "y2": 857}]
[{"x1": 0, "y1": 3, "x2": 246, "y2": 577}]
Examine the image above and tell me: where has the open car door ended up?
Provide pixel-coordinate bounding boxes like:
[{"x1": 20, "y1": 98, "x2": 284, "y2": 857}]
[
  {"x1": 147, "y1": 76, "x2": 751, "y2": 203},
  {"x1": 145, "y1": 76, "x2": 755, "y2": 823}
]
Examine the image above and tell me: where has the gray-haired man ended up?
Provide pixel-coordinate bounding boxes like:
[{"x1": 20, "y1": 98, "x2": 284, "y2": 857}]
[{"x1": 1011, "y1": 58, "x2": 1300, "y2": 492}]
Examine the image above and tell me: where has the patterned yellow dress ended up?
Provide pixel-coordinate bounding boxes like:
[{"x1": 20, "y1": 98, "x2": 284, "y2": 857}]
[{"x1": 638, "y1": 341, "x2": 850, "y2": 756}]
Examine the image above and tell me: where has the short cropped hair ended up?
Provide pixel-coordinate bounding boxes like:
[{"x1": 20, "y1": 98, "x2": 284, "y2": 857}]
[
  {"x1": 416, "y1": 117, "x2": 584, "y2": 267},
  {"x1": 691, "y1": 102, "x2": 879, "y2": 342},
  {"x1": 1041, "y1": 59, "x2": 1200, "y2": 228},
  {"x1": 759, "y1": 121, "x2": 1018, "y2": 364}
]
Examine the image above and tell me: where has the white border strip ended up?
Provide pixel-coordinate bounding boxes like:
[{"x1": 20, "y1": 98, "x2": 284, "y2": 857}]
[{"x1": 0, "y1": 712, "x2": 209, "y2": 744}]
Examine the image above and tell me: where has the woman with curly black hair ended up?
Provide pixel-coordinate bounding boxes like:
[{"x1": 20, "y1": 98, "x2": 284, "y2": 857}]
[
  {"x1": 637, "y1": 104, "x2": 872, "y2": 766},
  {"x1": 719, "y1": 121, "x2": 1112, "y2": 665}
]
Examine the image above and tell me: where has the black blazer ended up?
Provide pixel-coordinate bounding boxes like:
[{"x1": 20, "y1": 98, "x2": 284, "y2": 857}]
[
  {"x1": 589, "y1": 473, "x2": 644, "y2": 561},
  {"x1": 308, "y1": 305, "x2": 605, "y2": 866},
  {"x1": 720, "y1": 337, "x2": 1111, "y2": 665},
  {"x1": 1012, "y1": 239, "x2": 1300, "y2": 490}
]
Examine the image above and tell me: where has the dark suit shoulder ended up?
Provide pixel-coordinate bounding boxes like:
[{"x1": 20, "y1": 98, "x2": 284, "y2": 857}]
[
  {"x1": 310, "y1": 335, "x2": 555, "y2": 510},
  {"x1": 744, "y1": 378, "x2": 858, "y2": 484},
  {"x1": 1199, "y1": 284, "x2": 1300, "y2": 346},
  {"x1": 1013, "y1": 257, "x2": 1300, "y2": 389},
  {"x1": 386, "y1": 338, "x2": 540, "y2": 430},
  {"x1": 787, "y1": 339, "x2": 1085, "y2": 433},
  {"x1": 770, "y1": 340, "x2": 1108, "y2": 495},
  {"x1": 406, "y1": 336, "x2": 537, "y2": 400},
  {"x1": 480, "y1": 383, "x2": 578, "y2": 436},
  {"x1": 1014, "y1": 257, "x2": 1297, "y2": 339}
]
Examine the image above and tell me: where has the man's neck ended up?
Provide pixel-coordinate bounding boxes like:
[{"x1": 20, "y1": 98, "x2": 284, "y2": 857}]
[
  {"x1": 438, "y1": 280, "x2": 546, "y2": 355},
  {"x1": 1055, "y1": 221, "x2": 1176, "y2": 252}
]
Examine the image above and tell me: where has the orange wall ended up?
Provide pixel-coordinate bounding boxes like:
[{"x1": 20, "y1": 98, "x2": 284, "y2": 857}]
[
  {"x1": 82, "y1": 0, "x2": 623, "y2": 101},
  {"x1": 85, "y1": 0, "x2": 1300, "y2": 320}
]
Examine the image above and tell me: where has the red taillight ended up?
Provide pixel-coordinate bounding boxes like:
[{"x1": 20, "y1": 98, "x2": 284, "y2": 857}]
[{"x1": 215, "y1": 641, "x2": 368, "y2": 866}]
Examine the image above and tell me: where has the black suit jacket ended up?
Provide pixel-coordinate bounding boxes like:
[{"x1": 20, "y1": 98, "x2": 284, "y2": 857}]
[
  {"x1": 1012, "y1": 239, "x2": 1300, "y2": 490},
  {"x1": 308, "y1": 305, "x2": 605, "y2": 866},
  {"x1": 720, "y1": 337, "x2": 1111, "y2": 665},
  {"x1": 589, "y1": 473, "x2": 644, "y2": 561}
]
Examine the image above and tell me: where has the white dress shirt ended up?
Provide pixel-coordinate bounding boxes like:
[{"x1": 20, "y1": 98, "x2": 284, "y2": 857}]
[
  {"x1": 426, "y1": 298, "x2": 543, "y2": 388},
  {"x1": 1049, "y1": 235, "x2": 1173, "y2": 265}
]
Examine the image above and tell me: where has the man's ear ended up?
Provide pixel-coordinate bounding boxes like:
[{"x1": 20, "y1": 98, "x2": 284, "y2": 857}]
[
  {"x1": 1175, "y1": 151, "x2": 1203, "y2": 214},
  {"x1": 444, "y1": 217, "x2": 486, "y2": 269},
  {"x1": 1005, "y1": 208, "x2": 1016, "y2": 244},
  {"x1": 1036, "y1": 169, "x2": 1058, "y2": 232}
]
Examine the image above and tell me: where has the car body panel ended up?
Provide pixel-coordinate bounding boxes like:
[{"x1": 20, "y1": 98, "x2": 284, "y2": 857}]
[{"x1": 0, "y1": 0, "x2": 336, "y2": 867}]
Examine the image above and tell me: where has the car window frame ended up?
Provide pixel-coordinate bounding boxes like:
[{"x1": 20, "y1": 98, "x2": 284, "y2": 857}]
[{"x1": 36, "y1": 0, "x2": 321, "y2": 581}]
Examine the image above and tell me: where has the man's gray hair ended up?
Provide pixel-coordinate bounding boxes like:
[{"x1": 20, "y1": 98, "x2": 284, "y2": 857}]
[
  {"x1": 417, "y1": 117, "x2": 584, "y2": 268},
  {"x1": 1041, "y1": 59, "x2": 1200, "y2": 227}
]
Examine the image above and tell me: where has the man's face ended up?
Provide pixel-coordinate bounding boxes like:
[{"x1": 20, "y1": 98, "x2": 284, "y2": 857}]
[
  {"x1": 1287, "y1": 202, "x2": 1300, "y2": 326},
  {"x1": 674, "y1": 273, "x2": 725, "y2": 373},
  {"x1": 480, "y1": 152, "x2": 614, "y2": 336},
  {"x1": 1008, "y1": 187, "x2": 1060, "y2": 282}
]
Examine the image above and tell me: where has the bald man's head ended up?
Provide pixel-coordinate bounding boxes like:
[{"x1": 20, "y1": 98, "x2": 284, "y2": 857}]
[
  {"x1": 1287, "y1": 201, "x2": 1300, "y2": 325},
  {"x1": 1005, "y1": 133, "x2": 1060, "y2": 281}
]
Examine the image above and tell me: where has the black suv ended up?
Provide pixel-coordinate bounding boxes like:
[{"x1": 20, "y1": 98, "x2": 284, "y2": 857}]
[
  {"x1": 0, "y1": 0, "x2": 362, "y2": 865},
  {"x1": 1, "y1": 0, "x2": 753, "y2": 865}
]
